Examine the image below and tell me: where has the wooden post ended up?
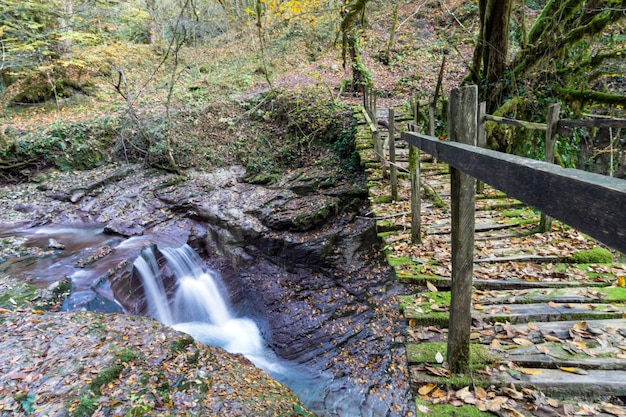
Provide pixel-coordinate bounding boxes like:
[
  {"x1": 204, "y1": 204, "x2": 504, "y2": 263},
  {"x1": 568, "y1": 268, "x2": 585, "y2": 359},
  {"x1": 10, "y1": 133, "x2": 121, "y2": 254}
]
[
  {"x1": 409, "y1": 96, "x2": 421, "y2": 244},
  {"x1": 446, "y1": 85, "x2": 477, "y2": 374},
  {"x1": 476, "y1": 101, "x2": 487, "y2": 194},
  {"x1": 539, "y1": 103, "x2": 560, "y2": 232},
  {"x1": 389, "y1": 108, "x2": 398, "y2": 201}
]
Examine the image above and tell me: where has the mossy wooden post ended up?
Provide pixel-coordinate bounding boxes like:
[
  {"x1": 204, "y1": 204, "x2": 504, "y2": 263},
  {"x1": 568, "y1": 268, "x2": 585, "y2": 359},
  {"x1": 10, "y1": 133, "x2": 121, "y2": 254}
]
[
  {"x1": 389, "y1": 108, "x2": 398, "y2": 201},
  {"x1": 476, "y1": 101, "x2": 487, "y2": 194},
  {"x1": 539, "y1": 103, "x2": 560, "y2": 232},
  {"x1": 410, "y1": 95, "x2": 422, "y2": 243},
  {"x1": 447, "y1": 85, "x2": 477, "y2": 374}
]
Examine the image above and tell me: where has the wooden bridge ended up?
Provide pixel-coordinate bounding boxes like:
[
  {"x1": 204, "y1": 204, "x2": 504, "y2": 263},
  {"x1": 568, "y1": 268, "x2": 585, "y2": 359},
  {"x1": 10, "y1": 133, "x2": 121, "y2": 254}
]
[{"x1": 356, "y1": 85, "x2": 626, "y2": 415}]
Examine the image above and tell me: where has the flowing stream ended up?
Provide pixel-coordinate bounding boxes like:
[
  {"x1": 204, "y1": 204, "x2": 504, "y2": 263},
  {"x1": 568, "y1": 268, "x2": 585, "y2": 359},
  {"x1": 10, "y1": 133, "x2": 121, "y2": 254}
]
[{"x1": 134, "y1": 244, "x2": 330, "y2": 412}]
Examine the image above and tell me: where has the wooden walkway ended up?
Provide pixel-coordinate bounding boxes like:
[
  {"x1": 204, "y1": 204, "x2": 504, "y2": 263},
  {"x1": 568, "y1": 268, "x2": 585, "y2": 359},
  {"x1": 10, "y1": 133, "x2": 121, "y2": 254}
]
[{"x1": 355, "y1": 107, "x2": 626, "y2": 415}]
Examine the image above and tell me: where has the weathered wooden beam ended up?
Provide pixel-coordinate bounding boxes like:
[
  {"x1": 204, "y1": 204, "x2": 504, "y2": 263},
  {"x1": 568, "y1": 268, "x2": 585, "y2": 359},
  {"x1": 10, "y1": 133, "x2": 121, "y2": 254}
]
[
  {"x1": 484, "y1": 114, "x2": 547, "y2": 130},
  {"x1": 447, "y1": 85, "x2": 477, "y2": 374},
  {"x1": 558, "y1": 118, "x2": 626, "y2": 129},
  {"x1": 539, "y1": 103, "x2": 560, "y2": 232},
  {"x1": 401, "y1": 131, "x2": 626, "y2": 254}
]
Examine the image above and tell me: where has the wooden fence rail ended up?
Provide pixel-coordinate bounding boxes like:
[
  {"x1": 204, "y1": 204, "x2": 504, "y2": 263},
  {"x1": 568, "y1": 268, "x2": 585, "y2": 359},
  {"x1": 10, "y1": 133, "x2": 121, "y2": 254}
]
[{"x1": 397, "y1": 84, "x2": 626, "y2": 373}]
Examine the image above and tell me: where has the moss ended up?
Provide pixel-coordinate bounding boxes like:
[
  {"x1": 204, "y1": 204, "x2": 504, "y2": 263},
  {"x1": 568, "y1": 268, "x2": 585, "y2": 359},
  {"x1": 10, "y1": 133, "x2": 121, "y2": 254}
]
[
  {"x1": 602, "y1": 286, "x2": 626, "y2": 301},
  {"x1": 171, "y1": 335, "x2": 196, "y2": 354},
  {"x1": 415, "y1": 398, "x2": 493, "y2": 417},
  {"x1": 407, "y1": 342, "x2": 496, "y2": 366},
  {"x1": 372, "y1": 195, "x2": 393, "y2": 204},
  {"x1": 570, "y1": 247, "x2": 613, "y2": 264},
  {"x1": 0, "y1": 280, "x2": 40, "y2": 310},
  {"x1": 387, "y1": 256, "x2": 413, "y2": 267}
]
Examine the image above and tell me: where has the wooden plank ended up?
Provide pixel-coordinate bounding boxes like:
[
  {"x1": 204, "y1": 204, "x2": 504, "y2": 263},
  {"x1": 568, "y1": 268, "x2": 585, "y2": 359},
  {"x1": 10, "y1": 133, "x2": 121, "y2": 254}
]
[
  {"x1": 475, "y1": 287, "x2": 625, "y2": 305},
  {"x1": 539, "y1": 103, "x2": 560, "y2": 232},
  {"x1": 447, "y1": 85, "x2": 477, "y2": 373},
  {"x1": 389, "y1": 108, "x2": 398, "y2": 201},
  {"x1": 559, "y1": 118, "x2": 626, "y2": 129},
  {"x1": 484, "y1": 114, "x2": 547, "y2": 130},
  {"x1": 476, "y1": 302, "x2": 626, "y2": 323},
  {"x1": 494, "y1": 368, "x2": 626, "y2": 397},
  {"x1": 410, "y1": 96, "x2": 421, "y2": 244},
  {"x1": 401, "y1": 131, "x2": 626, "y2": 254}
]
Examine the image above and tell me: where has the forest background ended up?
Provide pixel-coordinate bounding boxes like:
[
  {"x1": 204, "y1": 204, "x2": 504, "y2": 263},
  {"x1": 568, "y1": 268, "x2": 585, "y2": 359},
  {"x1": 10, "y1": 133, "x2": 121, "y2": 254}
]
[{"x1": 0, "y1": 0, "x2": 625, "y2": 181}]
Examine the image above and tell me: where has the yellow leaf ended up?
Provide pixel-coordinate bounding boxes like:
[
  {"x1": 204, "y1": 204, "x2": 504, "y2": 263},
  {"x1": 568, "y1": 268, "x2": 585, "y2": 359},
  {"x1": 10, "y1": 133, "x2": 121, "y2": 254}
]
[
  {"x1": 475, "y1": 386, "x2": 487, "y2": 399},
  {"x1": 559, "y1": 366, "x2": 589, "y2": 375},
  {"x1": 618, "y1": 276, "x2": 625, "y2": 287},
  {"x1": 520, "y1": 368, "x2": 542, "y2": 375},
  {"x1": 474, "y1": 304, "x2": 484, "y2": 310},
  {"x1": 527, "y1": 322, "x2": 538, "y2": 330},
  {"x1": 418, "y1": 383, "x2": 437, "y2": 396},
  {"x1": 426, "y1": 281, "x2": 438, "y2": 292}
]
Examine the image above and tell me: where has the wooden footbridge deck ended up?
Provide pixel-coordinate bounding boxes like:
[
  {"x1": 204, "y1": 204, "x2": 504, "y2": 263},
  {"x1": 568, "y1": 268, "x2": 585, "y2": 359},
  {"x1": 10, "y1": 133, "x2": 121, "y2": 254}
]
[{"x1": 355, "y1": 88, "x2": 626, "y2": 416}]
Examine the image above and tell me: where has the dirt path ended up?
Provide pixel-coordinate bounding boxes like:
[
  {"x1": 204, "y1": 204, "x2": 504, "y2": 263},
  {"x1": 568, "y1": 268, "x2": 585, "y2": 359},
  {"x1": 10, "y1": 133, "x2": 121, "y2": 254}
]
[{"x1": 356, "y1": 106, "x2": 626, "y2": 416}]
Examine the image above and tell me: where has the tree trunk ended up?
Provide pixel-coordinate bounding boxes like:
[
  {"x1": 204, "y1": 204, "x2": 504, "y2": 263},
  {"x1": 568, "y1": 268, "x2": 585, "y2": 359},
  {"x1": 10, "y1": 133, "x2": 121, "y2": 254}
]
[{"x1": 481, "y1": 0, "x2": 513, "y2": 111}]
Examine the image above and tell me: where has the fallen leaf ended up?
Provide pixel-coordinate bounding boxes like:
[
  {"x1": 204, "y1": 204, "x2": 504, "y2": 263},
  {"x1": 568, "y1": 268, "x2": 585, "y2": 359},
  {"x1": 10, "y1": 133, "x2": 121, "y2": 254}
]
[
  {"x1": 435, "y1": 351, "x2": 444, "y2": 364},
  {"x1": 502, "y1": 386, "x2": 524, "y2": 400},
  {"x1": 548, "y1": 301, "x2": 558, "y2": 308},
  {"x1": 418, "y1": 383, "x2": 437, "y2": 396},
  {"x1": 475, "y1": 386, "x2": 487, "y2": 399},
  {"x1": 426, "y1": 281, "x2": 438, "y2": 292},
  {"x1": 602, "y1": 403, "x2": 626, "y2": 416},
  {"x1": 520, "y1": 368, "x2": 542, "y2": 375},
  {"x1": 424, "y1": 364, "x2": 451, "y2": 378},
  {"x1": 527, "y1": 322, "x2": 538, "y2": 330},
  {"x1": 559, "y1": 366, "x2": 589, "y2": 375},
  {"x1": 536, "y1": 345, "x2": 550, "y2": 354},
  {"x1": 513, "y1": 337, "x2": 534, "y2": 346},
  {"x1": 416, "y1": 404, "x2": 431, "y2": 413}
]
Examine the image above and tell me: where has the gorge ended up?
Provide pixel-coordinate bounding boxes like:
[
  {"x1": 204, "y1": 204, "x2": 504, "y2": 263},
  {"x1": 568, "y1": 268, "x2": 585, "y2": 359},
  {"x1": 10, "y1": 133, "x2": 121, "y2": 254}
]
[{"x1": 0, "y1": 163, "x2": 414, "y2": 416}]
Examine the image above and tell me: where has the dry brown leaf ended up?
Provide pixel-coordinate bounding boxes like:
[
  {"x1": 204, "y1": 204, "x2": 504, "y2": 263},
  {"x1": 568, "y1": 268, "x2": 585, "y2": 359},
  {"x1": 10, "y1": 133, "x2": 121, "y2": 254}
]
[
  {"x1": 513, "y1": 337, "x2": 534, "y2": 347},
  {"x1": 474, "y1": 303, "x2": 484, "y2": 310},
  {"x1": 502, "y1": 386, "x2": 524, "y2": 400},
  {"x1": 527, "y1": 322, "x2": 538, "y2": 330},
  {"x1": 536, "y1": 345, "x2": 550, "y2": 354},
  {"x1": 469, "y1": 386, "x2": 485, "y2": 400},
  {"x1": 544, "y1": 335, "x2": 561, "y2": 343},
  {"x1": 602, "y1": 403, "x2": 626, "y2": 416},
  {"x1": 548, "y1": 301, "x2": 558, "y2": 308},
  {"x1": 500, "y1": 405, "x2": 527, "y2": 417},
  {"x1": 426, "y1": 281, "x2": 438, "y2": 292},
  {"x1": 455, "y1": 386, "x2": 471, "y2": 400},
  {"x1": 485, "y1": 396, "x2": 508, "y2": 412}
]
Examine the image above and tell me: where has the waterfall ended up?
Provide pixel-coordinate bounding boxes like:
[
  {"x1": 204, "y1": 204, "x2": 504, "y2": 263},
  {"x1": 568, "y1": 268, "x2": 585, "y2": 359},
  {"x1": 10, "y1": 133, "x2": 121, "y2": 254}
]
[{"x1": 134, "y1": 244, "x2": 282, "y2": 373}]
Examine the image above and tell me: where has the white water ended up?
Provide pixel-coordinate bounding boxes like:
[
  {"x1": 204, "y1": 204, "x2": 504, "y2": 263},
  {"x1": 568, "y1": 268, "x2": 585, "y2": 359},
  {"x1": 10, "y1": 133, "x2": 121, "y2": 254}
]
[{"x1": 134, "y1": 244, "x2": 285, "y2": 373}]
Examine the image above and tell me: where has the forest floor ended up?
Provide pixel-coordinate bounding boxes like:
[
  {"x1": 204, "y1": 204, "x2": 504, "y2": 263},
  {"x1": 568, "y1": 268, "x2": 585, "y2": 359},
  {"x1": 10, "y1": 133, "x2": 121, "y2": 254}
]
[{"x1": 355, "y1": 107, "x2": 626, "y2": 417}]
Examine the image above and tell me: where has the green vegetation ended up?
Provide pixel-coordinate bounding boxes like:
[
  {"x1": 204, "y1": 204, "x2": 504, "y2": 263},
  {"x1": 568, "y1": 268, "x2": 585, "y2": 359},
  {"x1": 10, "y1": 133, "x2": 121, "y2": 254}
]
[
  {"x1": 415, "y1": 398, "x2": 493, "y2": 417},
  {"x1": 570, "y1": 247, "x2": 614, "y2": 264}
]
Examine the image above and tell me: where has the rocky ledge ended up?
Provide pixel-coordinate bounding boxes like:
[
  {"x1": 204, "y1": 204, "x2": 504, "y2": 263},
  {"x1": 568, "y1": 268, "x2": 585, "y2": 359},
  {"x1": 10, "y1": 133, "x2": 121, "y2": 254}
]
[{"x1": 0, "y1": 309, "x2": 312, "y2": 416}]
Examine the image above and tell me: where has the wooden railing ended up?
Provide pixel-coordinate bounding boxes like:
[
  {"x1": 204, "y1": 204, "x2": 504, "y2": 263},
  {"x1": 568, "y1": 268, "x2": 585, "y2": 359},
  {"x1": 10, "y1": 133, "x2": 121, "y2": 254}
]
[{"x1": 387, "y1": 85, "x2": 626, "y2": 373}]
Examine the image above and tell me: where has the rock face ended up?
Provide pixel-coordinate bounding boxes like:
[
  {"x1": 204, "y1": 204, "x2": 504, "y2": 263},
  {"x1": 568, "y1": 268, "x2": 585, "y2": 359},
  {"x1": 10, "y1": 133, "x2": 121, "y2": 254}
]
[{"x1": 0, "y1": 163, "x2": 414, "y2": 417}]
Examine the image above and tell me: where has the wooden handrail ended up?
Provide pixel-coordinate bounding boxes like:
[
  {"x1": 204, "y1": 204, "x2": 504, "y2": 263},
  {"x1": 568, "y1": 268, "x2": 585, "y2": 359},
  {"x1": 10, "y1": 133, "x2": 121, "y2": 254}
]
[{"x1": 402, "y1": 131, "x2": 626, "y2": 254}]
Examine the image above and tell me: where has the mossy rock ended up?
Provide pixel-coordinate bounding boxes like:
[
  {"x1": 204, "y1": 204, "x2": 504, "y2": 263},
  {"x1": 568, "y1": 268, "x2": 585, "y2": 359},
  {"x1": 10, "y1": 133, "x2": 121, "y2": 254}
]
[{"x1": 570, "y1": 247, "x2": 613, "y2": 264}]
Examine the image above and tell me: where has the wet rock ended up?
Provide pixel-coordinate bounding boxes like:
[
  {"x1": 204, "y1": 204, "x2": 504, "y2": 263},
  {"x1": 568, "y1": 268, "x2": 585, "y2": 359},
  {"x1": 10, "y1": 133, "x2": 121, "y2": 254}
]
[
  {"x1": 104, "y1": 219, "x2": 145, "y2": 237},
  {"x1": 48, "y1": 238, "x2": 66, "y2": 249}
]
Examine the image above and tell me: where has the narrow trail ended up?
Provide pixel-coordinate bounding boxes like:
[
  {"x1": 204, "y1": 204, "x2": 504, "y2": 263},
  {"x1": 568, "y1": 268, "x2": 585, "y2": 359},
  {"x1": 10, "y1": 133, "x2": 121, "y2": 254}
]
[{"x1": 354, "y1": 106, "x2": 626, "y2": 416}]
